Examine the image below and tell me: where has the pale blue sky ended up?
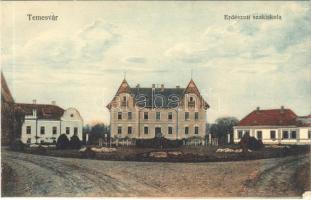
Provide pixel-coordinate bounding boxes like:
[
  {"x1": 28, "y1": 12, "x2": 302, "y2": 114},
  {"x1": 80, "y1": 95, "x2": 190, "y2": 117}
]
[{"x1": 2, "y1": 1, "x2": 310, "y2": 124}]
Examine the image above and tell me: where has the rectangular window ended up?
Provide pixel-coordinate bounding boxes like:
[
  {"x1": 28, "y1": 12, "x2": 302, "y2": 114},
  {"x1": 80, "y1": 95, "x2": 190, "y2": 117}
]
[
  {"x1": 128, "y1": 112, "x2": 132, "y2": 120},
  {"x1": 128, "y1": 127, "x2": 132, "y2": 134},
  {"x1": 168, "y1": 127, "x2": 173, "y2": 134},
  {"x1": 308, "y1": 130, "x2": 311, "y2": 139},
  {"x1": 156, "y1": 112, "x2": 161, "y2": 120},
  {"x1": 270, "y1": 130, "x2": 276, "y2": 139},
  {"x1": 118, "y1": 112, "x2": 122, "y2": 120},
  {"x1": 291, "y1": 131, "x2": 297, "y2": 139},
  {"x1": 283, "y1": 130, "x2": 289, "y2": 139},
  {"x1": 195, "y1": 126, "x2": 199, "y2": 135},
  {"x1": 66, "y1": 127, "x2": 70, "y2": 135},
  {"x1": 168, "y1": 112, "x2": 173, "y2": 120},
  {"x1": 144, "y1": 127, "x2": 149, "y2": 134},
  {"x1": 118, "y1": 126, "x2": 122, "y2": 134},
  {"x1": 257, "y1": 131, "x2": 262, "y2": 140},
  {"x1": 26, "y1": 126, "x2": 31, "y2": 134},
  {"x1": 40, "y1": 126, "x2": 45, "y2": 135},
  {"x1": 244, "y1": 130, "x2": 250, "y2": 136},
  {"x1": 185, "y1": 112, "x2": 189, "y2": 120},
  {"x1": 74, "y1": 127, "x2": 78, "y2": 135},
  {"x1": 185, "y1": 127, "x2": 189, "y2": 135},
  {"x1": 144, "y1": 112, "x2": 149, "y2": 120},
  {"x1": 27, "y1": 138, "x2": 31, "y2": 144},
  {"x1": 195, "y1": 112, "x2": 199, "y2": 120},
  {"x1": 52, "y1": 127, "x2": 57, "y2": 135},
  {"x1": 238, "y1": 130, "x2": 243, "y2": 139}
]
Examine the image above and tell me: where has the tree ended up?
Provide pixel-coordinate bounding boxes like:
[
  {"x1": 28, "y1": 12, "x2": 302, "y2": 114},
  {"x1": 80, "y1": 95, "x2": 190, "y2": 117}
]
[
  {"x1": 56, "y1": 134, "x2": 70, "y2": 149},
  {"x1": 70, "y1": 135, "x2": 82, "y2": 149},
  {"x1": 88, "y1": 123, "x2": 109, "y2": 145},
  {"x1": 208, "y1": 117, "x2": 239, "y2": 144}
]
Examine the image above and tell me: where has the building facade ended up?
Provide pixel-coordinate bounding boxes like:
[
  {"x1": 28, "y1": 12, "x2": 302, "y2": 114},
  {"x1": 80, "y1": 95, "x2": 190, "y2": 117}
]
[
  {"x1": 233, "y1": 107, "x2": 311, "y2": 145},
  {"x1": 107, "y1": 79, "x2": 209, "y2": 141},
  {"x1": 17, "y1": 102, "x2": 84, "y2": 144},
  {"x1": 1, "y1": 72, "x2": 16, "y2": 145}
]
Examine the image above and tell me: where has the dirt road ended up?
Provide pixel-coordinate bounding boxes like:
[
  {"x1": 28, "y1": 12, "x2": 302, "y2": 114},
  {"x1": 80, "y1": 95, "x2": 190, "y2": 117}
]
[{"x1": 1, "y1": 149, "x2": 309, "y2": 197}]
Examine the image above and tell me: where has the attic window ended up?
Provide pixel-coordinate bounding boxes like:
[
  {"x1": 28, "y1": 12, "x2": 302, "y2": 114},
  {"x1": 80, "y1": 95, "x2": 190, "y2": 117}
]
[
  {"x1": 190, "y1": 97, "x2": 194, "y2": 102},
  {"x1": 70, "y1": 114, "x2": 74, "y2": 118}
]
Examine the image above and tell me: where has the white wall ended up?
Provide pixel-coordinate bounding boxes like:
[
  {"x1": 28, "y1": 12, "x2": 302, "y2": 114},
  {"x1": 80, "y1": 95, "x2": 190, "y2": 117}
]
[
  {"x1": 234, "y1": 126, "x2": 311, "y2": 145},
  {"x1": 21, "y1": 107, "x2": 83, "y2": 144}
]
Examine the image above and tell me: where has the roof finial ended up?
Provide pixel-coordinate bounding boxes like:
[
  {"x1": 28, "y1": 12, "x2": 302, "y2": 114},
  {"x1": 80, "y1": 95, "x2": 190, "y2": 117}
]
[
  {"x1": 123, "y1": 70, "x2": 127, "y2": 80},
  {"x1": 191, "y1": 69, "x2": 193, "y2": 80}
]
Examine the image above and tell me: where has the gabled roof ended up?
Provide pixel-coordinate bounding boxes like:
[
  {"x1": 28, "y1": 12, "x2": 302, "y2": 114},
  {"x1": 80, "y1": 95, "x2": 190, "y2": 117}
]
[
  {"x1": 237, "y1": 108, "x2": 298, "y2": 126},
  {"x1": 107, "y1": 79, "x2": 210, "y2": 109},
  {"x1": 1, "y1": 72, "x2": 14, "y2": 103},
  {"x1": 14, "y1": 103, "x2": 64, "y2": 120}
]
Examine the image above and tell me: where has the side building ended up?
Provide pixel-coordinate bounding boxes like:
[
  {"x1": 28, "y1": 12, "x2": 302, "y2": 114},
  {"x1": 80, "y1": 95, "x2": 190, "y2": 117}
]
[
  {"x1": 1, "y1": 72, "x2": 16, "y2": 145},
  {"x1": 16, "y1": 101, "x2": 84, "y2": 144},
  {"x1": 233, "y1": 107, "x2": 311, "y2": 145},
  {"x1": 107, "y1": 79, "x2": 209, "y2": 143}
]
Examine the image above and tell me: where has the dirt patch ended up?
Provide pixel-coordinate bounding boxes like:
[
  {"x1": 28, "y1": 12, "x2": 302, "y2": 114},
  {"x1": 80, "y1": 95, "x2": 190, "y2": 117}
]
[
  {"x1": 1, "y1": 162, "x2": 16, "y2": 196},
  {"x1": 294, "y1": 162, "x2": 310, "y2": 193}
]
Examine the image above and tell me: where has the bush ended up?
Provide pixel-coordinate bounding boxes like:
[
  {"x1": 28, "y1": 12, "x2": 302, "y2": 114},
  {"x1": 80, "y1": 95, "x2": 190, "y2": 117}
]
[
  {"x1": 239, "y1": 134, "x2": 264, "y2": 151},
  {"x1": 10, "y1": 139, "x2": 26, "y2": 151},
  {"x1": 70, "y1": 135, "x2": 82, "y2": 149},
  {"x1": 56, "y1": 134, "x2": 70, "y2": 149}
]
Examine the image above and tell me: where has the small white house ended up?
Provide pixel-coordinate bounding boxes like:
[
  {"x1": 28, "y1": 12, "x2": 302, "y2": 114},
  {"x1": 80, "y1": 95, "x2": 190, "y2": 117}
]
[
  {"x1": 17, "y1": 101, "x2": 83, "y2": 144},
  {"x1": 234, "y1": 107, "x2": 311, "y2": 145}
]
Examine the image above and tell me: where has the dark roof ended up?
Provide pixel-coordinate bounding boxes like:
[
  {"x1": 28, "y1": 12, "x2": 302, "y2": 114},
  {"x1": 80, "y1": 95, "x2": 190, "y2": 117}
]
[
  {"x1": 238, "y1": 109, "x2": 298, "y2": 126},
  {"x1": 14, "y1": 103, "x2": 64, "y2": 120},
  {"x1": 130, "y1": 87, "x2": 185, "y2": 108},
  {"x1": 108, "y1": 79, "x2": 210, "y2": 109},
  {"x1": 1, "y1": 72, "x2": 14, "y2": 103}
]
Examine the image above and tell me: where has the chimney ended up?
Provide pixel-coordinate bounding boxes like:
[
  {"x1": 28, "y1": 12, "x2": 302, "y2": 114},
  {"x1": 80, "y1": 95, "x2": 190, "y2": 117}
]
[
  {"x1": 51, "y1": 101, "x2": 56, "y2": 105},
  {"x1": 161, "y1": 84, "x2": 164, "y2": 92},
  {"x1": 176, "y1": 85, "x2": 180, "y2": 89},
  {"x1": 280, "y1": 105, "x2": 284, "y2": 113},
  {"x1": 33, "y1": 99, "x2": 37, "y2": 104},
  {"x1": 255, "y1": 106, "x2": 260, "y2": 114}
]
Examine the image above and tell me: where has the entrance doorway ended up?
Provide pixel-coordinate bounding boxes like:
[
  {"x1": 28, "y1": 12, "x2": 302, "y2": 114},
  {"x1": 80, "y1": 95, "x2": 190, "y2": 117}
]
[{"x1": 155, "y1": 127, "x2": 162, "y2": 138}]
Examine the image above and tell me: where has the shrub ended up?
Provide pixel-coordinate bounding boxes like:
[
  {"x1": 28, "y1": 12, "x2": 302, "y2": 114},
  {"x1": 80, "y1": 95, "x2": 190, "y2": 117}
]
[
  {"x1": 239, "y1": 134, "x2": 264, "y2": 151},
  {"x1": 70, "y1": 135, "x2": 82, "y2": 149},
  {"x1": 56, "y1": 134, "x2": 70, "y2": 149},
  {"x1": 10, "y1": 139, "x2": 26, "y2": 151}
]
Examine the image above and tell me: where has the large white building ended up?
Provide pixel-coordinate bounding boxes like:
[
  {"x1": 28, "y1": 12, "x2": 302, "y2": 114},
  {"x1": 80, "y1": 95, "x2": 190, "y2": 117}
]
[
  {"x1": 107, "y1": 79, "x2": 209, "y2": 142},
  {"x1": 17, "y1": 101, "x2": 83, "y2": 144},
  {"x1": 233, "y1": 107, "x2": 311, "y2": 145}
]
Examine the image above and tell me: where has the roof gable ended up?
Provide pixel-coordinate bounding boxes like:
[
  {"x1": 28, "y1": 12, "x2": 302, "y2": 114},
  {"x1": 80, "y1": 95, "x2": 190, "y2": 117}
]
[{"x1": 115, "y1": 79, "x2": 131, "y2": 95}]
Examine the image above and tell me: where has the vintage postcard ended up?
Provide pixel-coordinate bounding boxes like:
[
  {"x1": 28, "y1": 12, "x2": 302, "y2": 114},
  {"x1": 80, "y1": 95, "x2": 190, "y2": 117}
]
[{"x1": 1, "y1": 0, "x2": 310, "y2": 198}]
